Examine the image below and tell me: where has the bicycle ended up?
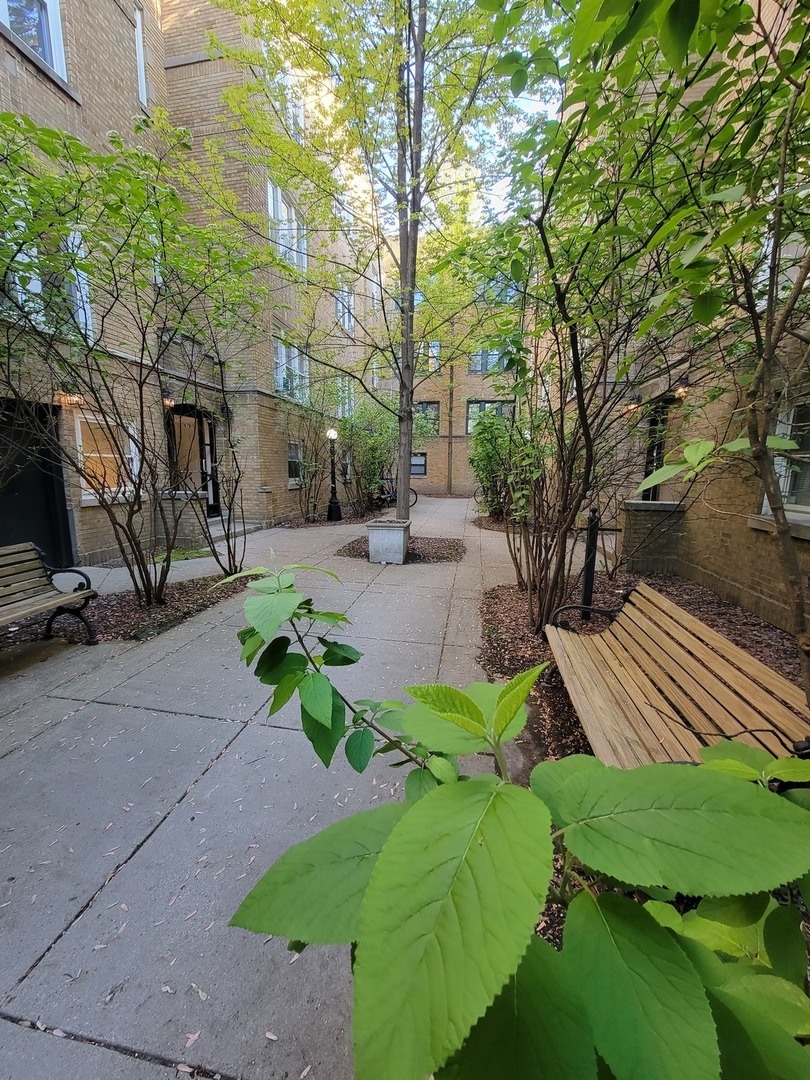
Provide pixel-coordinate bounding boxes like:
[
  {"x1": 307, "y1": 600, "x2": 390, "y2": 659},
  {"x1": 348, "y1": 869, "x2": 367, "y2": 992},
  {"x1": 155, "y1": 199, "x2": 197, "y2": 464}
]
[{"x1": 373, "y1": 477, "x2": 418, "y2": 510}]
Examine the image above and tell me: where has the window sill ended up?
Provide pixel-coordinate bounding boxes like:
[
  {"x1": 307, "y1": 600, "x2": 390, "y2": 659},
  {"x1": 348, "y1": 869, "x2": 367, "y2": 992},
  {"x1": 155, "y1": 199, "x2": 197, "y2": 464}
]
[
  {"x1": 748, "y1": 514, "x2": 810, "y2": 541},
  {"x1": 288, "y1": 480, "x2": 302, "y2": 490},
  {"x1": 0, "y1": 23, "x2": 81, "y2": 103}
]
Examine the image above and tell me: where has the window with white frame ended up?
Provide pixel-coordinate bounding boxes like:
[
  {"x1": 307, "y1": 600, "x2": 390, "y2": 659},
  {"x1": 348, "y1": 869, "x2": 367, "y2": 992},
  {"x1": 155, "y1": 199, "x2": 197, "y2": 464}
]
[
  {"x1": 415, "y1": 341, "x2": 440, "y2": 374},
  {"x1": 466, "y1": 400, "x2": 512, "y2": 435},
  {"x1": 336, "y1": 374, "x2": 354, "y2": 418},
  {"x1": 369, "y1": 261, "x2": 382, "y2": 309},
  {"x1": 335, "y1": 285, "x2": 355, "y2": 333},
  {"x1": 469, "y1": 348, "x2": 503, "y2": 375},
  {"x1": 134, "y1": 6, "x2": 148, "y2": 107},
  {"x1": 410, "y1": 453, "x2": 427, "y2": 477},
  {"x1": 76, "y1": 414, "x2": 139, "y2": 499},
  {"x1": 1, "y1": 0, "x2": 66, "y2": 78},
  {"x1": 267, "y1": 182, "x2": 307, "y2": 270},
  {"x1": 274, "y1": 339, "x2": 308, "y2": 400},
  {"x1": 773, "y1": 404, "x2": 810, "y2": 514},
  {"x1": 1, "y1": 229, "x2": 91, "y2": 335},
  {"x1": 287, "y1": 441, "x2": 301, "y2": 482},
  {"x1": 283, "y1": 70, "x2": 305, "y2": 141},
  {"x1": 414, "y1": 400, "x2": 439, "y2": 435},
  {"x1": 61, "y1": 229, "x2": 92, "y2": 336}
]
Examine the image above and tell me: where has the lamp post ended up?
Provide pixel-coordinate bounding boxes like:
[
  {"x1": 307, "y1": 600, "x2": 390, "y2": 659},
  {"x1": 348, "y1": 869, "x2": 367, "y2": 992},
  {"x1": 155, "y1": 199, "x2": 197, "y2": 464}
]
[{"x1": 326, "y1": 427, "x2": 342, "y2": 521}]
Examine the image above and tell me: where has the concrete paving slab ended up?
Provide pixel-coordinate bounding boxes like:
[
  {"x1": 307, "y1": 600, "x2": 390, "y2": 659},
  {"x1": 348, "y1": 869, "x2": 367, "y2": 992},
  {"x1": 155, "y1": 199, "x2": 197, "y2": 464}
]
[
  {"x1": 0, "y1": 706, "x2": 237, "y2": 993},
  {"x1": 437, "y1": 645, "x2": 487, "y2": 688},
  {"x1": 368, "y1": 561, "x2": 458, "y2": 590},
  {"x1": 444, "y1": 594, "x2": 484, "y2": 649},
  {"x1": 343, "y1": 585, "x2": 451, "y2": 644},
  {"x1": 96, "y1": 631, "x2": 272, "y2": 722},
  {"x1": 0, "y1": 697, "x2": 84, "y2": 760},
  {"x1": 6, "y1": 724, "x2": 400, "y2": 1080},
  {"x1": 0, "y1": 1019, "x2": 179, "y2": 1080}
]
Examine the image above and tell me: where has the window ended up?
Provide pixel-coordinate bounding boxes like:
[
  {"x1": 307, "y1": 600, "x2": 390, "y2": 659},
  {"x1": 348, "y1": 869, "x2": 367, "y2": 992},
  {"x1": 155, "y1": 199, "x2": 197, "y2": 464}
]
[
  {"x1": 415, "y1": 341, "x2": 440, "y2": 374},
  {"x1": 274, "y1": 339, "x2": 308, "y2": 401},
  {"x1": 2, "y1": 230, "x2": 91, "y2": 336},
  {"x1": 267, "y1": 182, "x2": 307, "y2": 270},
  {"x1": 414, "y1": 401, "x2": 439, "y2": 435},
  {"x1": 336, "y1": 374, "x2": 353, "y2": 418},
  {"x1": 1, "y1": 0, "x2": 66, "y2": 78},
  {"x1": 134, "y1": 6, "x2": 148, "y2": 107},
  {"x1": 335, "y1": 285, "x2": 355, "y2": 333},
  {"x1": 410, "y1": 453, "x2": 427, "y2": 477},
  {"x1": 640, "y1": 401, "x2": 670, "y2": 502},
  {"x1": 288, "y1": 442, "x2": 301, "y2": 482},
  {"x1": 469, "y1": 349, "x2": 503, "y2": 375},
  {"x1": 169, "y1": 411, "x2": 203, "y2": 492},
  {"x1": 369, "y1": 261, "x2": 382, "y2": 310},
  {"x1": 774, "y1": 404, "x2": 810, "y2": 513},
  {"x1": 283, "y1": 70, "x2": 305, "y2": 141},
  {"x1": 76, "y1": 415, "x2": 138, "y2": 499},
  {"x1": 466, "y1": 400, "x2": 512, "y2": 435}
]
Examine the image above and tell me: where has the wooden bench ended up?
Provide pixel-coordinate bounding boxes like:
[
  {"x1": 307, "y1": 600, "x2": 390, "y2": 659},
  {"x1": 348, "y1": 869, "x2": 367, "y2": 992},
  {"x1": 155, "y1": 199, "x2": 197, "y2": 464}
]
[
  {"x1": 545, "y1": 582, "x2": 810, "y2": 768},
  {"x1": 0, "y1": 543, "x2": 98, "y2": 646}
]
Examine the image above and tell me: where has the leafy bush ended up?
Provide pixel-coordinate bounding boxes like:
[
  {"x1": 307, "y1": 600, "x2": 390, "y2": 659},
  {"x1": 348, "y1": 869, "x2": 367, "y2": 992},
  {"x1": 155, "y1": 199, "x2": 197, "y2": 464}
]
[
  {"x1": 468, "y1": 408, "x2": 512, "y2": 520},
  {"x1": 229, "y1": 565, "x2": 810, "y2": 1080}
]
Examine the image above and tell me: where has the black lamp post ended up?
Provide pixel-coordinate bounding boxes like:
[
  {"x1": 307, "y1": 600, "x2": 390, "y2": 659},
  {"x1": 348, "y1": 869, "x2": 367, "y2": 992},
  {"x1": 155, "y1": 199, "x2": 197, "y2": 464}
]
[{"x1": 326, "y1": 427, "x2": 342, "y2": 521}]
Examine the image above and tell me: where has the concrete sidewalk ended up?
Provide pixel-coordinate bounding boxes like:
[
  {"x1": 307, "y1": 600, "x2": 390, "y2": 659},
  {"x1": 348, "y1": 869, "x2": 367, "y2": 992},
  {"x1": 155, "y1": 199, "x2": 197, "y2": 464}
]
[{"x1": 0, "y1": 498, "x2": 514, "y2": 1080}]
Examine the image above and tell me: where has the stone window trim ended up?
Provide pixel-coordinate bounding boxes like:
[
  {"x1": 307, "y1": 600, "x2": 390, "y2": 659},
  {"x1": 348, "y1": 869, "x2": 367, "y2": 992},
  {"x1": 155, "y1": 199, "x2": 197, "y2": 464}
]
[
  {"x1": 74, "y1": 411, "x2": 140, "y2": 505},
  {"x1": 0, "y1": 0, "x2": 68, "y2": 81}
]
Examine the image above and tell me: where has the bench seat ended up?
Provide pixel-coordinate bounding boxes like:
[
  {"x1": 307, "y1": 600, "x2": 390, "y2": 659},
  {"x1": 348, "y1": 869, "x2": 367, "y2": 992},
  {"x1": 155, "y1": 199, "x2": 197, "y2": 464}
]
[
  {"x1": 545, "y1": 582, "x2": 809, "y2": 768},
  {"x1": 0, "y1": 543, "x2": 98, "y2": 645}
]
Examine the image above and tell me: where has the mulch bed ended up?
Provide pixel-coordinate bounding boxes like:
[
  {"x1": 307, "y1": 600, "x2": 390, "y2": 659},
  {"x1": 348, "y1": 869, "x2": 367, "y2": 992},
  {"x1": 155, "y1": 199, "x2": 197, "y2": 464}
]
[
  {"x1": 279, "y1": 507, "x2": 379, "y2": 528},
  {"x1": 0, "y1": 576, "x2": 247, "y2": 648},
  {"x1": 335, "y1": 536, "x2": 466, "y2": 563},
  {"x1": 472, "y1": 514, "x2": 507, "y2": 533},
  {"x1": 479, "y1": 568, "x2": 801, "y2": 767}
]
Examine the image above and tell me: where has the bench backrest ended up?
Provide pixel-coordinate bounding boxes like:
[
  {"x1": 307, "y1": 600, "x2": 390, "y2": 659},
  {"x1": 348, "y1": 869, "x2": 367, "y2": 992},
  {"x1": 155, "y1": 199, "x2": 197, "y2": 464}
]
[{"x1": 0, "y1": 543, "x2": 56, "y2": 616}]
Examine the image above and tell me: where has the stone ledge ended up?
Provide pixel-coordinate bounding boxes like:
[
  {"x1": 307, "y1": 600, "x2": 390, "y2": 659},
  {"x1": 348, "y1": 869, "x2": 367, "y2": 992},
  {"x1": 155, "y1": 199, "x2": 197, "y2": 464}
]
[
  {"x1": 623, "y1": 500, "x2": 686, "y2": 513},
  {"x1": 747, "y1": 514, "x2": 810, "y2": 542}
]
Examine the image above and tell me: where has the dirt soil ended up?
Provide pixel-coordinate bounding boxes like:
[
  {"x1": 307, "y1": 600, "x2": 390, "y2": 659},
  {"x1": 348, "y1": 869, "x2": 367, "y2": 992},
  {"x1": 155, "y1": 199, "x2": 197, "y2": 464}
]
[
  {"x1": 335, "y1": 536, "x2": 466, "y2": 563},
  {"x1": 279, "y1": 506, "x2": 379, "y2": 528},
  {"x1": 472, "y1": 514, "x2": 507, "y2": 533},
  {"x1": 0, "y1": 576, "x2": 247, "y2": 648},
  {"x1": 479, "y1": 569, "x2": 801, "y2": 767}
]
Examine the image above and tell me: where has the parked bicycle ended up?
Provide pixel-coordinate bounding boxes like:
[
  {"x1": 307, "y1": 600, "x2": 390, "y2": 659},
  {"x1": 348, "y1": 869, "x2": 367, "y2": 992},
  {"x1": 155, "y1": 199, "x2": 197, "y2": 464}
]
[{"x1": 372, "y1": 477, "x2": 418, "y2": 511}]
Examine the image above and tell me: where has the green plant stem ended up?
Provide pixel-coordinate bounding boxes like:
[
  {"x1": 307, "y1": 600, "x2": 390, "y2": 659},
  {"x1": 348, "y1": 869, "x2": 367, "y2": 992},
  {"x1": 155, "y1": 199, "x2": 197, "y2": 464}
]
[{"x1": 491, "y1": 740, "x2": 511, "y2": 782}]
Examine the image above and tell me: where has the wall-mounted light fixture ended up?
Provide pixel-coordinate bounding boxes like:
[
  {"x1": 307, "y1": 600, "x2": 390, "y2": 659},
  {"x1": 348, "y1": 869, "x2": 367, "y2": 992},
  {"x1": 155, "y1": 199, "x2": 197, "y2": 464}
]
[
  {"x1": 674, "y1": 377, "x2": 689, "y2": 400},
  {"x1": 162, "y1": 396, "x2": 176, "y2": 408},
  {"x1": 56, "y1": 389, "x2": 85, "y2": 407},
  {"x1": 624, "y1": 393, "x2": 643, "y2": 415}
]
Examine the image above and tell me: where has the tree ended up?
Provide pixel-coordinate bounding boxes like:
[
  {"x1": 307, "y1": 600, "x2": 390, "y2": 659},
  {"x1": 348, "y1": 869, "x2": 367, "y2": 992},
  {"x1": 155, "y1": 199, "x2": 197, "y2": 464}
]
[
  {"x1": 215, "y1": 0, "x2": 538, "y2": 517},
  {"x1": 0, "y1": 113, "x2": 267, "y2": 601}
]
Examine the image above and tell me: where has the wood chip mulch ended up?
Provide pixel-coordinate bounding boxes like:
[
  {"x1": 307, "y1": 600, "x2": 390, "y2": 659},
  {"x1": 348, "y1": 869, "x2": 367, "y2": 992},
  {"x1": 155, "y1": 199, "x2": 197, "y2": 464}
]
[
  {"x1": 0, "y1": 576, "x2": 247, "y2": 648},
  {"x1": 479, "y1": 568, "x2": 802, "y2": 770},
  {"x1": 472, "y1": 514, "x2": 507, "y2": 532},
  {"x1": 279, "y1": 507, "x2": 379, "y2": 529},
  {"x1": 335, "y1": 536, "x2": 466, "y2": 563}
]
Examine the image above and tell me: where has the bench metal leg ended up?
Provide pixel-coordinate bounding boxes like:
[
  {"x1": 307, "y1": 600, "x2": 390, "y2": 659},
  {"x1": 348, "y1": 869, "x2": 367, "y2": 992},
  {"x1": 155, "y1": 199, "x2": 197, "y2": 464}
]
[{"x1": 44, "y1": 605, "x2": 99, "y2": 646}]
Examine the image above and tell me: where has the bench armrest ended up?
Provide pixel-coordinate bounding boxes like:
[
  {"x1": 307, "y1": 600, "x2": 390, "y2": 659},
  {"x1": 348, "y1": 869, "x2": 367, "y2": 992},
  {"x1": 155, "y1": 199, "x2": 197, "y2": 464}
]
[
  {"x1": 45, "y1": 564, "x2": 94, "y2": 595},
  {"x1": 548, "y1": 603, "x2": 624, "y2": 630}
]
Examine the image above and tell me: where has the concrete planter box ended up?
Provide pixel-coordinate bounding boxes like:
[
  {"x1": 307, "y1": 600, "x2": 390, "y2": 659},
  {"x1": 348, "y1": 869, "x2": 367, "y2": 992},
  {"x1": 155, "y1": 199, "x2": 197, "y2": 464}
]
[{"x1": 367, "y1": 519, "x2": 410, "y2": 564}]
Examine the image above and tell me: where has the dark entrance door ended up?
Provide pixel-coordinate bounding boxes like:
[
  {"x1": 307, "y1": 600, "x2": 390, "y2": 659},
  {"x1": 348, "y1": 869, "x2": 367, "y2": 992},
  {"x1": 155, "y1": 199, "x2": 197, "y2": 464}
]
[{"x1": 0, "y1": 400, "x2": 73, "y2": 567}]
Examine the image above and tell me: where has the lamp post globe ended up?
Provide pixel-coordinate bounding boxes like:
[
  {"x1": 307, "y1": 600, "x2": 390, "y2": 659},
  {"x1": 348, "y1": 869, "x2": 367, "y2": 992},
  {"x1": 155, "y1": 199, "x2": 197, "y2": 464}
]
[{"x1": 326, "y1": 428, "x2": 342, "y2": 522}]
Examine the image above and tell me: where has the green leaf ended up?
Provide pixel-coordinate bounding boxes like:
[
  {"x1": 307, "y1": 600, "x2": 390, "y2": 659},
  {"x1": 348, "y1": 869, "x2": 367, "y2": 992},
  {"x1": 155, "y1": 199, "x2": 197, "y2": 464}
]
[
  {"x1": 510, "y1": 67, "x2": 528, "y2": 97},
  {"x1": 712, "y1": 976, "x2": 810, "y2": 1077},
  {"x1": 647, "y1": 897, "x2": 769, "y2": 961},
  {"x1": 320, "y1": 639, "x2": 363, "y2": 666},
  {"x1": 766, "y1": 434, "x2": 800, "y2": 451},
  {"x1": 493, "y1": 665, "x2": 545, "y2": 737},
  {"x1": 354, "y1": 779, "x2": 553, "y2": 1080},
  {"x1": 699, "y1": 894, "x2": 770, "y2": 928},
  {"x1": 530, "y1": 755, "x2": 606, "y2": 825},
  {"x1": 711, "y1": 207, "x2": 769, "y2": 249},
  {"x1": 762, "y1": 903, "x2": 808, "y2": 986},
  {"x1": 704, "y1": 184, "x2": 747, "y2": 203},
  {"x1": 700, "y1": 759, "x2": 761, "y2": 781},
  {"x1": 660, "y1": 0, "x2": 699, "y2": 67},
  {"x1": 692, "y1": 290, "x2": 725, "y2": 325},
  {"x1": 405, "y1": 767, "x2": 438, "y2": 802},
  {"x1": 765, "y1": 758, "x2": 810, "y2": 782},
  {"x1": 303, "y1": 609, "x2": 351, "y2": 627},
  {"x1": 268, "y1": 672, "x2": 305, "y2": 716},
  {"x1": 345, "y1": 728, "x2": 375, "y2": 773},
  {"x1": 680, "y1": 233, "x2": 712, "y2": 267},
  {"x1": 299, "y1": 672, "x2": 334, "y2": 727},
  {"x1": 636, "y1": 461, "x2": 687, "y2": 493},
  {"x1": 239, "y1": 630, "x2": 264, "y2": 664},
  {"x1": 611, "y1": 0, "x2": 669, "y2": 54},
  {"x1": 682, "y1": 439, "x2": 715, "y2": 466},
  {"x1": 230, "y1": 803, "x2": 407, "y2": 944},
  {"x1": 396, "y1": 704, "x2": 489, "y2": 755},
  {"x1": 700, "y1": 740, "x2": 774, "y2": 772},
  {"x1": 718, "y1": 437, "x2": 751, "y2": 454},
  {"x1": 405, "y1": 685, "x2": 486, "y2": 733},
  {"x1": 565, "y1": 893, "x2": 719, "y2": 1079},
  {"x1": 436, "y1": 937, "x2": 597, "y2": 1079},
  {"x1": 244, "y1": 590, "x2": 304, "y2": 643},
  {"x1": 301, "y1": 689, "x2": 346, "y2": 767},
  {"x1": 258, "y1": 651, "x2": 308, "y2": 686},
  {"x1": 254, "y1": 635, "x2": 291, "y2": 679},
  {"x1": 282, "y1": 563, "x2": 341, "y2": 580},
  {"x1": 557, "y1": 763, "x2": 810, "y2": 895},
  {"x1": 426, "y1": 755, "x2": 459, "y2": 784}
]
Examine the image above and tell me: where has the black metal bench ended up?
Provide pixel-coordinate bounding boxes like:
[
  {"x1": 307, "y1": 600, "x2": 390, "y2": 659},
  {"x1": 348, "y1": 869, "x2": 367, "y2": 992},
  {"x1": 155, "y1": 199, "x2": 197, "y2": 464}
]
[
  {"x1": 0, "y1": 542, "x2": 98, "y2": 645},
  {"x1": 546, "y1": 582, "x2": 809, "y2": 767}
]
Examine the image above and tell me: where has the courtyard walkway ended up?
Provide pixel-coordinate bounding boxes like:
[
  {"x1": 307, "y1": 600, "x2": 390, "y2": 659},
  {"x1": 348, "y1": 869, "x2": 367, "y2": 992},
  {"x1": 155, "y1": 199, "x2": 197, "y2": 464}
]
[{"x1": 0, "y1": 498, "x2": 513, "y2": 1080}]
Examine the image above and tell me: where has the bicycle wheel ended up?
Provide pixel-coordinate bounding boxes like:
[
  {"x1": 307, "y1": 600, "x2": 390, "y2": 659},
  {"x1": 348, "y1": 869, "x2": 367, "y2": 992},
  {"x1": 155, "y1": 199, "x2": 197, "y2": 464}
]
[{"x1": 409, "y1": 487, "x2": 418, "y2": 508}]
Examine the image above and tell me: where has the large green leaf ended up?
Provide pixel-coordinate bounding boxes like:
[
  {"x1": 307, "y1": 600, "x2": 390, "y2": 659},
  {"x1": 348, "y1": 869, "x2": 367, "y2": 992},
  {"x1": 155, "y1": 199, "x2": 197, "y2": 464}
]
[
  {"x1": 493, "y1": 665, "x2": 545, "y2": 737},
  {"x1": 557, "y1": 764, "x2": 810, "y2": 895},
  {"x1": 565, "y1": 893, "x2": 720, "y2": 1080},
  {"x1": 405, "y1": 685, "x2": 487, "y2": 735},
  {"x1": 354, "y1": 779, "x2": 553, "y2": 1080},
  {"x1": 530, "y1": 755, "x2": 606, "y2": 825},
  {"x1": 299, "y1": 671, "x2": 334, "y2": 727},
  {"x1": 345, "y1": 728, "x2": 375, "y2": 773},
  {"x1": 244, "y1": 590, "x2": 304, "y2": 643},
  {"x1": 230, "y1": 803, "x2": 407, "y2": 944},
  {"x1": 700, "y1": 740, "x2": 774, "y2": 772},
  {"x1": 660, "y1": 0, "x2": 700, "y2": 68},
  {"x1": 762, "y1": 903, "x2": 808, "y2": 986},
  {"x1": 396, "y1": 703, "x2": 490, "y2": 754},
  {"x1": 254, "y1": 635, "x2": 290, "y2": 678},
  {"x1": 437, "y1": 937, "x2": 597, "y2": 1079},
  {"x1": 404, "y1": 767, "x2": 438, "y2": 802},
  {"x1": 301, "y1": 689, "x2": 346, "y2": 767}
]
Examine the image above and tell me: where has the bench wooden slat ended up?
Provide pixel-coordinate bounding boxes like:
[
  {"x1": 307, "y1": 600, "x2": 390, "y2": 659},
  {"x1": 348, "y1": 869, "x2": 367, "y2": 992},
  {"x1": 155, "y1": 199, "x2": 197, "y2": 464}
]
[
  {"x1": 0, "y1": 582, "x2": 58, "y2": 609},
  {"x1": 0, "y1": 590, "x2": 95, "y2": 626},
  {"x1": 0, "y1": 557, "x2": 48, "y2": 580},
  {"x1": 635, "y1": 582, "x2": 809, "y2": 715},
  {"x1": 628, "y1": 591, "x2": 808, "y2": 745},
  {"x1": 0, "y1": 543, "x2": 97, "y2": 643}
]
